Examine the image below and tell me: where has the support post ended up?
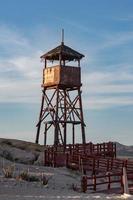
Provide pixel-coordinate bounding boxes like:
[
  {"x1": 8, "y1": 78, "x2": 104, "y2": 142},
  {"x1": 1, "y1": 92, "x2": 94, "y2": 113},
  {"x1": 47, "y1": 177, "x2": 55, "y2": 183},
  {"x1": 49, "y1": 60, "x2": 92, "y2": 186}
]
[
  {"x1": 78, "y1": 88, "x2": 86, "y2": 144},
  {"x1": 44, "y1": 124, "x2": 47, "y2": 145},
  {"x1": 36, "y1": 92, "x2": 45, "y2": 144},
  {"x1": 93, "y1": 175, "x2": 96, "y2": 191},
  {"x1": 81, "y1": 176, "x2": 87, "y2": 193},
  {"x1": 54, "y1": 88, "x2": 59, "y2": 146},
  {"x1": 45, "y1": 59, "x2": 47, "y2": 68},
  {"x1": 72, "y1": 124, "x2": 75, "y2": 146},
  {"x1": 64, "y1": 89, "x2": 67, "y2": 149},
  {"x1": 123, "y1": 167, "x2": 129, "y2": 194},
  {"x1": 108, "y1": 173, "x2": 111, "y2": 189}
]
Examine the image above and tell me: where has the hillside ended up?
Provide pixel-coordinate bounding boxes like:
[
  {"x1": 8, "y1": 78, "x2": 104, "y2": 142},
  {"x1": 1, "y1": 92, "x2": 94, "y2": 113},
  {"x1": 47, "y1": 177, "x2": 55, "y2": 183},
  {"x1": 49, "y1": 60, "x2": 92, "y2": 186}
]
[
  {"x1": 116, "y1": 142, "x2": 133, "y2": 157},
  {"x1": 0, "y1": 138, "x2": 132, "y2": 199},
  {"x1": 0, "y1": 138, "x2": 133, "y2": 165},
  {"x1": 0, "y1": 138, "x2": 44, "y2": 165}
]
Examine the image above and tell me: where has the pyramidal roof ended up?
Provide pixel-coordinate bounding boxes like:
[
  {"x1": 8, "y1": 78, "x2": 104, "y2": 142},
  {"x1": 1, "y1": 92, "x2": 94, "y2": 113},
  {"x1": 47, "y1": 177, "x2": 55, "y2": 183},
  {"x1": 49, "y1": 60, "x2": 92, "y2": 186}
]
[{"x1": 40, "y1": 43, "x2": 84, "y2": 61}]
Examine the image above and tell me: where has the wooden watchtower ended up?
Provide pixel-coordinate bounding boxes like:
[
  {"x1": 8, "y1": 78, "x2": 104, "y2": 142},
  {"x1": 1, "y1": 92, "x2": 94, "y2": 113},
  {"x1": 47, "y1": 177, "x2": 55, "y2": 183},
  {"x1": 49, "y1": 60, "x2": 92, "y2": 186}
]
[{"x1": 36, "y1": 33, "x2": 86, "y2": 147}]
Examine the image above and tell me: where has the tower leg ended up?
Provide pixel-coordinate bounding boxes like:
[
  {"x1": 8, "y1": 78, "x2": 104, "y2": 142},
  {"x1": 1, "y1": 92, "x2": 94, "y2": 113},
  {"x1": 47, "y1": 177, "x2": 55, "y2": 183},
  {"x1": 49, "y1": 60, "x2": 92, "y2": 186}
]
[
  {"x1": 78, "y1": 88, "x2": 86, "y2": 144},
  {"x1": 36, "y1": 86, "x2": 86, "y2": 146},
  {"x1": 64, "y1": 89, "x2": 67, "y2": 148},
  {"x1": 54, "y1": 88, "x2": 59, "y2": 146},
  {"x1": 44, "y1": 124, "x2": 47, "y2": 145},
  {"x1": 36, "y1": 91, "x2": 45, "y2": 144},
  {"x1": 72, "y1": 124, "x2": 75, "y2": 146}
]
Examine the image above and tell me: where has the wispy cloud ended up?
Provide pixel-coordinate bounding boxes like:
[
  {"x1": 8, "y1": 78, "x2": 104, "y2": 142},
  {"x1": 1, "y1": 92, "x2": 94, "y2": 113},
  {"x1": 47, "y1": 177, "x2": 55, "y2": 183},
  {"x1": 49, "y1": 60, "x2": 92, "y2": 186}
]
[
  {"x1": 116, "y1": 15, "x2": 133, "y2": 22},
  {"x1": 0, "y1": 25, "x2": 133, "y2": 110},
  {"x1": 84, "y1": 96, "x2": 133, "y2": 110},
  {"x1": 101, "y1": 31, "x2": 133, "y2": 49},
  {"x1": 83, "y1": 70, "x2": 133, "y2": 84},
  {"x1": 82, "y1": 70, "x2": 133, "y2": 109},
  {"x1": 0, "y1": 25, "x2": 43, "y2": 103},
  {"x1": 56, "y1": 16, "x2": 133, "y2": 52},
  {"x1": 0, "y1": 25, "x2": 33, "y2": 57}
]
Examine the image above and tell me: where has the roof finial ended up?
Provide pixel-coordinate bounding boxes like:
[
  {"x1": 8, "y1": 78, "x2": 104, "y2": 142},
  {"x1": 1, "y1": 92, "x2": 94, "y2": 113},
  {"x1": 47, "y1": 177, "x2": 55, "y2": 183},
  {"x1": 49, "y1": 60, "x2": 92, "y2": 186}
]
[{"x1": 61, "y1": 29, "x2": 64, "y2": 45}]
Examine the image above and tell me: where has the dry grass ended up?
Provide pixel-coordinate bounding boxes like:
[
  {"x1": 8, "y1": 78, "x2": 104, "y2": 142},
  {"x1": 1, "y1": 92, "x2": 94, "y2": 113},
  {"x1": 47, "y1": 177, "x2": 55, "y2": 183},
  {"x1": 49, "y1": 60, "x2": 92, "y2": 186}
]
[
  {"x1": 18, "y1": 170, "x2": 40, "y2": 182},
  {"x1": 2, "y1": 164, "x2": 15, "y2": 178}
]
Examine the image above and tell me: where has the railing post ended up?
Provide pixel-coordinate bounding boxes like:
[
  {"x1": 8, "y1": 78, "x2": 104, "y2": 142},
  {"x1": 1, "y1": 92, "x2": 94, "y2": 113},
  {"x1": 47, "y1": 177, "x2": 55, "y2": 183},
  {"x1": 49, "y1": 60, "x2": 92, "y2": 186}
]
[
  {"x1": 97, "y1": 143, "x2": 99, "y2": 155},
  {"x1": 111, "y1": 157, "x2": 113, "y2": 170},
  {"x1": 78, "y1": 155, "x2": 81, "y2": 171},
  {"x1": 103, "y1": 142, "x2": 105, "y2": 157},
  {"x1": 108, "y1": 173, "x2": 111, "y2": 189},
  {"x1": 90, "y1": 142, "x2": 92, "y2": 154},
  {"x1": 53, "y1": 151, "x2": 56, "y2": 167},
  {"x1": 69, "y1": 144, "x2": 72, "y2": 155},
  {"x1": 122, "y1": 167, "x2": 129, "y2": 194},
  {"x1": 81, "y1": 175, "x2": 87, "y2": 192},
  {"x1": 114, "y1": 143, "x2": 116, "y2": 158},
  {"x1": 44, "y1": 150, "x2": 47, "y2": 166},
  {"x1": 93, "y1": 175, "x2": 96, "y2": 191},
  {"x1": 48, "y1": 149, "x2": 50, "y2": 166},
  {"x1": 66, "y1": 153, "x2": 69, "y2": 168},
  {"x1": 92, "y1": 158, "x2": 95, "y2": 175},
  {"x1": 107, "y1": 159, "x2": 109, "y2": 171},
  {"x1": 124, "y1": 160, "x2": 128, "y2": 168}
]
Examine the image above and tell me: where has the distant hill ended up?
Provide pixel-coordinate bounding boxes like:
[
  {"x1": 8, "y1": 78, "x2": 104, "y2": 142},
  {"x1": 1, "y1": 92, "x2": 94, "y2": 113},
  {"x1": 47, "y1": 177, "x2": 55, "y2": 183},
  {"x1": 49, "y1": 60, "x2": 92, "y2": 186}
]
[{"x1": 116, "y1": 142, "x2": 133, "y2": 157}]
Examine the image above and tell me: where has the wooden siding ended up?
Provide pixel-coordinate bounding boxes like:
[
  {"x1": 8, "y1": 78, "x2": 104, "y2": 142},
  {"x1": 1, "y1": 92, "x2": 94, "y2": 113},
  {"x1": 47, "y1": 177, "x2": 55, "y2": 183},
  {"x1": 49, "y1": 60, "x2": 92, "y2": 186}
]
[{"x1": 43, "y1": 65, "x2": 81, "y2": 87}]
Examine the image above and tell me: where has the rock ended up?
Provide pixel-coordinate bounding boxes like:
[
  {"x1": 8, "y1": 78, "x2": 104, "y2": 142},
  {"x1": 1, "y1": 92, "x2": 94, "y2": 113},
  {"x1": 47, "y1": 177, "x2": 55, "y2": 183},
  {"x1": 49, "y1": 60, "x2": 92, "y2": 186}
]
[
  {"x1": 34, "y1": 152, "x2": 44, "y2": 165},
  {"x1": 0, "y1": 144, "x2": 36, "y2": 164}
]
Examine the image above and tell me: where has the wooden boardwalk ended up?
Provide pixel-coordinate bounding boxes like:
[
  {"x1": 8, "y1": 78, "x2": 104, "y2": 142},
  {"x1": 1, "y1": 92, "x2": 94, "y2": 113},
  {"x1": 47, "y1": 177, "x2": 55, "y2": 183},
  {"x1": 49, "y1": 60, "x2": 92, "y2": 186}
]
[
  {"x1": 43, "y1": 142, "x2": 133, "y2": 194},
  {"x1": 44, "y1": 142, "x2": 116, "y2": 167}
]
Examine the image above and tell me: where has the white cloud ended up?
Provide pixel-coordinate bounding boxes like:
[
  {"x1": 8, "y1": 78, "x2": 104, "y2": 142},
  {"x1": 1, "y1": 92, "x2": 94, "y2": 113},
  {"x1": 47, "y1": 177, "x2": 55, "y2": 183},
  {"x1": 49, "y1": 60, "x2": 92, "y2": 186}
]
[
  {"x1": 87, "y1": 31, "x2": 133, "y2": 54},
  {"x1": 82, "y1": 70, "x2": 133, "y2": 109},
  {"x1": 101, "y1": 31, "x2": 133, "y2": 49},
  {"x1": 9, "y1": 53, "x2": 42, "y2": 79},
  {"x1": 83, "y1": 70, "x2": 133, "y2": 82},
  {"x1": 116, "y1": 15, "x2": 133, "y2": 22},
  {"x1": 0, "y1": 25, "x2": 33, "y2": 57},
  {"x1": 83, "y1": 96, "x2": 133, "y2": 110},
  {"x1": 0, "y1": 25, "x2": 44, "y2": 103},
  {"x1": 0, "y1": 25, "x2": 133, "y2": 110},
  {"x1": 0, "y1": 53, "x2": 43, "y2": 103}
]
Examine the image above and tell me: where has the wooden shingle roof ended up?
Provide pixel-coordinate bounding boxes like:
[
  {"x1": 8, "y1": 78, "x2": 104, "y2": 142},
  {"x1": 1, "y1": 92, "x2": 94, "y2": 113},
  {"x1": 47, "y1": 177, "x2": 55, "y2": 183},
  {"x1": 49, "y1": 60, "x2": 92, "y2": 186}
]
[{"x1": 40, "y1": 43, "x2": 84, "y2": 61}]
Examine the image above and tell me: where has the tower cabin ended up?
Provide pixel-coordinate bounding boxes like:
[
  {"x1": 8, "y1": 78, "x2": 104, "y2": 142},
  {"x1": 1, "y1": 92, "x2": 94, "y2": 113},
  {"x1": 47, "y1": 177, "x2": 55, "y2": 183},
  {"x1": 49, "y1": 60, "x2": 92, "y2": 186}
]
[{"x1": 41, "y1": 42, "x2": 84, "y2": 89}]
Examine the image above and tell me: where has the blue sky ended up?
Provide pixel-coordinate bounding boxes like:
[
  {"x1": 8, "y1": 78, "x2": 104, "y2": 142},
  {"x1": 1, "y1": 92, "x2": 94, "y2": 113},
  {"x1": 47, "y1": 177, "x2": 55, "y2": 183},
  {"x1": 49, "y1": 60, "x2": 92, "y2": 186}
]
[{"x1": 0, "y1": 0, "x2": 133, "y2": 145}]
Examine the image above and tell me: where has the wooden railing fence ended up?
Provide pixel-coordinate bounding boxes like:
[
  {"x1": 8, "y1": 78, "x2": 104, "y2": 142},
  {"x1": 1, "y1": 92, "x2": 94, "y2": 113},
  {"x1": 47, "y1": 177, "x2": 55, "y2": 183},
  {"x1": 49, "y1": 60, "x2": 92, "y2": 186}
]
[{"x1": 81, "y1": 173, "x2": 124, "y2": 193}]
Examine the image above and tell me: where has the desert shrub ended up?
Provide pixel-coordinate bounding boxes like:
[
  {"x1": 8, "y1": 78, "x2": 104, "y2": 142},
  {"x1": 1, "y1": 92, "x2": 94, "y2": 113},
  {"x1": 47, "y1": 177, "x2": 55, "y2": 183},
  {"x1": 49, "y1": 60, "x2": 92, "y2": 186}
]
[
  {"x1": 71, "y1": 183, "x2": 79, "y2": 192},
  {"x1": 2, "y1": 150, "x2": 13, "y2": 161},
  {"x1": 28, "y1": 175, "x2": 40, "y2": 182},
  {"x1": 2, "y1": 165, "x2": 15, "y2": 178},
  {"x1": 41, "y1": 174, "x2": 48, "y2": 185},
  {"x1": 1, "y1": 140, "x2": 12, "y2": 146},
  {"x1": 19, "y1": 146, "x2": 26, "y2": 150},
  {"x1": 34, "y1": 148, "x2": 42, "y2": 152},
  {"x1": 19, "y1": 171, "x2": 39, "y2": 182},
  {"x1": 19, "y1": 170, "x2": 29, "y2": 181}
]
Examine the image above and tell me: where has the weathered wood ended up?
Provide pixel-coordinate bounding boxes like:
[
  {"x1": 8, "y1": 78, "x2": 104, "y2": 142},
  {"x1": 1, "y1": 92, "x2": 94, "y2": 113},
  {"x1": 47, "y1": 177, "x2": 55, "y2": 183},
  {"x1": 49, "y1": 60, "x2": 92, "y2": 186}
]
[
  {"x1": 36, "y1": 91, "x2": 45, "y2": 144},
  {"x1": 78, "y1": 88, "x2": 86, "y2": 144},
  {"x1": 81, "y1": 176, "x2": 87, "y2": 192},
  {"x1": 43, "y1": 65, "x2": 81, "y2": 88},
  {"x1": 83, "y1": 172, "x2": 124, "y2": 193},
  {"x1": 44, "y1": 124, "x2": 47, "y2": 145},
  {"x1": 72, "y1": 124, "x2": 75, "y2": 146}
]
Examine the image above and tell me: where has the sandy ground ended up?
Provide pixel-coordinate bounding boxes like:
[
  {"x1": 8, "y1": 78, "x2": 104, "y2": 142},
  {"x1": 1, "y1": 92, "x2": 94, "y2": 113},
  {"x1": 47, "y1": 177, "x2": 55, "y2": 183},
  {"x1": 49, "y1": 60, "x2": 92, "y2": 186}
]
[{"x1": 0, "y1": 158, "x2": 133, "y2": 200}]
